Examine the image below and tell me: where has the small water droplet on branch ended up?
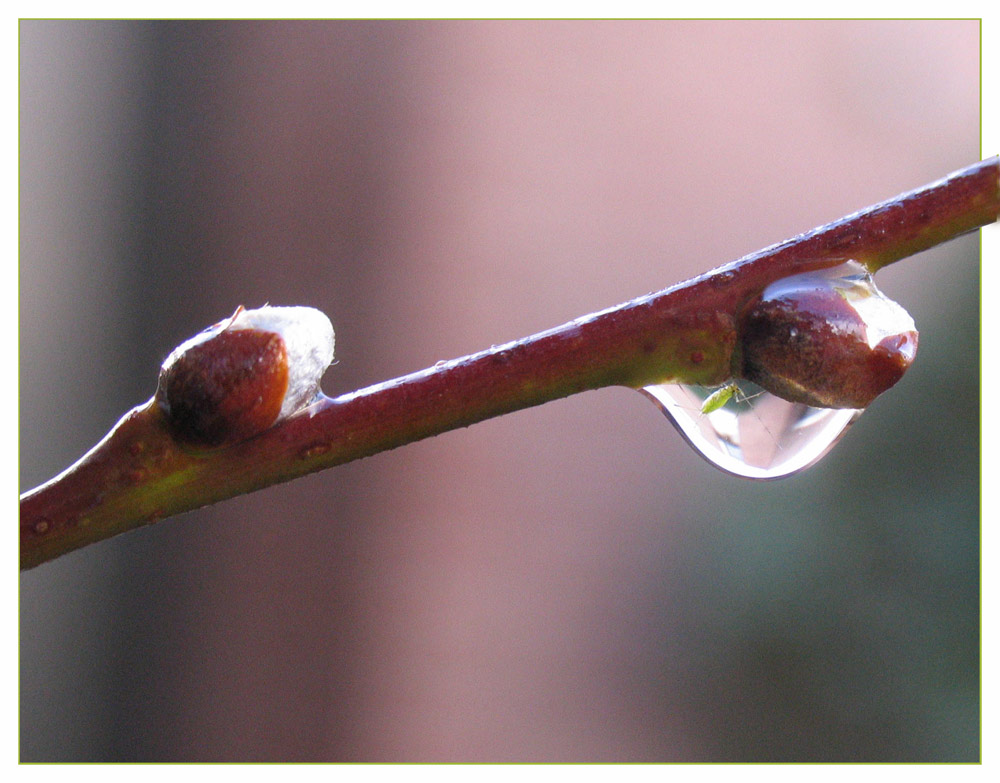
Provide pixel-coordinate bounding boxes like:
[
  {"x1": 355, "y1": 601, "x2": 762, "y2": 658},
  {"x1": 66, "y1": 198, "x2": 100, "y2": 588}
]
[{"x1": 641, "y1": 261, "x2": 916, "y2": 479}]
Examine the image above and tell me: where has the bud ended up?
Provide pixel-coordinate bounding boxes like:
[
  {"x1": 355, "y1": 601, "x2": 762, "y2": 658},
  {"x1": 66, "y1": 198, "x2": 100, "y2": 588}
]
[
  {"x1": 738, "y1": 261, "x2": 917, "y2": 409},
  {"x1": 156, "y1": 305, "x2": 335, "y2": 447}
]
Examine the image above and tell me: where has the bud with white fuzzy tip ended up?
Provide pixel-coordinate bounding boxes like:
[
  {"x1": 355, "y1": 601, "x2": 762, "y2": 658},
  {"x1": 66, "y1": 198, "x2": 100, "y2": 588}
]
[{"x1": 156, "y1": 305, "x2": 335, "y2": 447}]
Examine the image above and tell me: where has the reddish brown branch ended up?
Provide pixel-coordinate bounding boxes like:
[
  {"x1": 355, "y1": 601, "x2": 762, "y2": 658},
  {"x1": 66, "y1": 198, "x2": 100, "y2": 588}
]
[{"x1": 20, "y1": 157, "x2": 999, "y2": 569}]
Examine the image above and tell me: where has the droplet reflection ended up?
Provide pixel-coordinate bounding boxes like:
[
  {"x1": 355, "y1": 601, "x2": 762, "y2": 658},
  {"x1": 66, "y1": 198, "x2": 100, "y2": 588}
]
[{"x1": 640, "y1": 381, "x2": 861, "y2": 480}]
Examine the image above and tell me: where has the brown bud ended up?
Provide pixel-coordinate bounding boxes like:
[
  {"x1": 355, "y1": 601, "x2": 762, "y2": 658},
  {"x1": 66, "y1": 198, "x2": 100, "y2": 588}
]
[
  {"x1": 156, "y1": 305, "x2": 335, "y2": 447},
  {"x1": 157, "y1": 324, "x2": 290, "y2": 447},
  {"x1": 738, "y1": 262, "x2": 918, "y2": 409}
]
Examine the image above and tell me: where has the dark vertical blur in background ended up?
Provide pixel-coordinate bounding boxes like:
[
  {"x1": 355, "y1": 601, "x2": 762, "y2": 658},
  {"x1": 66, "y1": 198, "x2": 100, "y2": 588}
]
[{"x1": 19, "y1": 20, "x2": 980, "y2": 761}]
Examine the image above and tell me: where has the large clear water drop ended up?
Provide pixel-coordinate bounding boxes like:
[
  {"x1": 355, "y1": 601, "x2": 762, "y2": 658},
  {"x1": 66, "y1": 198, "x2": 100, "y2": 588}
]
[{"x1": 640, "y1": 381, "x2": 861, "y2": 480}]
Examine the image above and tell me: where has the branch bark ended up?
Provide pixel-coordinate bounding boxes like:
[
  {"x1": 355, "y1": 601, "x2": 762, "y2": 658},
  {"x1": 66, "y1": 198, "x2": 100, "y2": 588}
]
[{"x1": 20, "y1": 157, "x2": 999, "y2": 570}]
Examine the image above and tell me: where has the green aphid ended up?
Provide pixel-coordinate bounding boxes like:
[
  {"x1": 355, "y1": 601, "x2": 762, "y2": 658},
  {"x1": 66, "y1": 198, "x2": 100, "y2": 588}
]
[
  {"x1": 701, "y1": 383, "x2": 739, "y2": 414},
  {"x1": 700, "y1": 382, "x2": 762, "y2": 414}
]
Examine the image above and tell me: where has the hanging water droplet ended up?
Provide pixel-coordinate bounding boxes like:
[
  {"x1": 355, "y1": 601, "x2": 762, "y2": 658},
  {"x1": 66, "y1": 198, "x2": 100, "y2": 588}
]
[{"x1": 640, "y1": 380, "x2": 861, "y2": 480}]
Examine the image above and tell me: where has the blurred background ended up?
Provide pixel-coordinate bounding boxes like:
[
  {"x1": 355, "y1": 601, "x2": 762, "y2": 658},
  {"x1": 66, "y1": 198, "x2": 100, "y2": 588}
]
[{"x1": 19, "y1": 20, "x2": 980, "y2": 761}]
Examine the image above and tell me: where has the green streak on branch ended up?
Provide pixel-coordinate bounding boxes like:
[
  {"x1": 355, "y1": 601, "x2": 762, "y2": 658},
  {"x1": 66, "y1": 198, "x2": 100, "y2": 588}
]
[{"x1": 20, "y1": 157, "x2": 999, "y2": 570}]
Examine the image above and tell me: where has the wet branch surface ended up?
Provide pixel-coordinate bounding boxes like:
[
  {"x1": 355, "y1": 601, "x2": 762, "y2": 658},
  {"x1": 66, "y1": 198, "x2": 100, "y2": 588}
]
[{"x1": 20, "y1": 157, "x2": 999, "y2": 570}]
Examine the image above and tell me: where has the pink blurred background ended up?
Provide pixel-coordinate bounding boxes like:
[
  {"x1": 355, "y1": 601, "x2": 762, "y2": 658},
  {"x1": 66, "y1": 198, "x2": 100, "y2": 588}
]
[{"x1": 20, "y1": 21, "x2": 980, "y2": 761}]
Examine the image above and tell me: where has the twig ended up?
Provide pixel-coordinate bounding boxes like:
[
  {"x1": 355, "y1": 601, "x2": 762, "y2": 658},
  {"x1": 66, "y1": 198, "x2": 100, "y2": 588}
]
[{"x1": 20, "y1": 157, "x2": 999, "y2": 570}]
